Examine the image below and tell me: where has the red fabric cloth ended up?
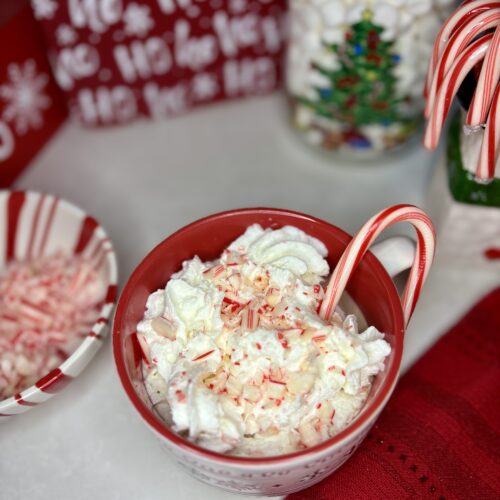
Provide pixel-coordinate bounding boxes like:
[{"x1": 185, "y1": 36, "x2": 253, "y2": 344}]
[{"x1": 288, "y1": 288, "x2": 500, "y2": 500}]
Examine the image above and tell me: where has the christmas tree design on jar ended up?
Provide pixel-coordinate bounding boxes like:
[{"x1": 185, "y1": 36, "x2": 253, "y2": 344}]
[
  {"x1": 287, "y1": 0, "x2": 454, "y2": 156},
  {"x1": 424, "y1": 0, "x2": 500, "y2": 268}
]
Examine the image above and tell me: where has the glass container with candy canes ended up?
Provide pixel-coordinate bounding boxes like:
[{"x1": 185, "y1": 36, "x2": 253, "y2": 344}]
[
  {"x1": 287, "y1": 0, "x2": 454, "y2": 157},
  {"x1": 424, "y1": 0, "x2": 500, "y2": 268}
]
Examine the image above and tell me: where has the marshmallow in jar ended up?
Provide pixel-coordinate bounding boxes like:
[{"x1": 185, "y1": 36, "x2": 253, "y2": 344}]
[{"x1": 287, "y1": 0, "x2": 454, "y2": 156}]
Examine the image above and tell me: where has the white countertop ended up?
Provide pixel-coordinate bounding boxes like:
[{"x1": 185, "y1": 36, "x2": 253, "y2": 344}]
[{"x1": 2, "y1": 94, "x2": 499, "y2": 500}]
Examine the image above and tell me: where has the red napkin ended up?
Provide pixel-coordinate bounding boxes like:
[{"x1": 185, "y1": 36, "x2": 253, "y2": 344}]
[{"x1": 288, "y1": 288, "x2": 500, "y2": 500}]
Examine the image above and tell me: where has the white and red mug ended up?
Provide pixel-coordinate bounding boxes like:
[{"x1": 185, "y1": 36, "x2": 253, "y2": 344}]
[{"x1": 113, "y1": 206, "x2": 435, "y2": 496}]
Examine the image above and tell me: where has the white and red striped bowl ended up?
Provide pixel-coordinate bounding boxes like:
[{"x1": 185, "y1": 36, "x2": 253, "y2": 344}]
[{"x1": 0, "y1": 190, "x2": 118, "y2": 418}]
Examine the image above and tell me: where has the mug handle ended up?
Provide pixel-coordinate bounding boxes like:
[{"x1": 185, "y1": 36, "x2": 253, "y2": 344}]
[
  {"x1": 320, "y1": 205, "x2": 436, "y2": 328},
  {"x1": 371, "y1": 236, "x2": 416, "y2": 278}
]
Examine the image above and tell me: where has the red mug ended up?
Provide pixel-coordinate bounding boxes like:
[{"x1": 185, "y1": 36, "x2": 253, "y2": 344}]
[{"x1": 113, "y1": 207, "x2": 429, "y2": 495}]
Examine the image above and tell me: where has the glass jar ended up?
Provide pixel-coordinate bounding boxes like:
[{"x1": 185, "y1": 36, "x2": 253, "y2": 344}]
[{"x1": 286, "y1": 0, "x2": 454, "y2": 157}]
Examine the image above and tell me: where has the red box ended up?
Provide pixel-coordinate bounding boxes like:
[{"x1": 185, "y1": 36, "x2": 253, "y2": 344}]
[
  {"x1": 0, "y1": 2, "x2": 67, "y2": 187},
  {"x1": 34, "y1": 0, "x2": 287, "y2": 126}
]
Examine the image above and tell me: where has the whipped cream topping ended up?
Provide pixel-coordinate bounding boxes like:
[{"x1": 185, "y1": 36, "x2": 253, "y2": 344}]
[{"x1": 139, "y1": 224, "x2": 391, "y2": 456}]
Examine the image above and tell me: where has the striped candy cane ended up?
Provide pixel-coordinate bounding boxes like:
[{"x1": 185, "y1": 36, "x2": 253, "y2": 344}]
[
  {"x1": 467, "y1": 24, "x2": 500, "y2": 126},
  {"x1": 320, "y1": 205, "x2": 436, "y2": 328},
  {"x1": 476, "y1": 84, "x2": 500, "y2": 182},
  {"x1": 425, "y1": 0, "x2": 500, "y2": 97},
  {"x1": 425, "y1": 9, "x2": 500, "y2": 118},
  {"x1": 424, "y1": 34, "x2": 493, "y2": 150}
]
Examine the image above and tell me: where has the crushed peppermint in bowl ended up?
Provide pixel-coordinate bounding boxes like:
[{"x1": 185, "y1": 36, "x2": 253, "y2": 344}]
[
  {"x1": 0, "y1": 191, "x2": 118, "y2": 418},
  {"x1": 113, "y1": 208, "x2": 407, "y2": 491}
]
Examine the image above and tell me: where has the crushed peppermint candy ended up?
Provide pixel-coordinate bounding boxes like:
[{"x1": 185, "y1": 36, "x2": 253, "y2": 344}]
[
  {"x1": 0, "y1": 252, "x2": 106, "y2": 400},
  {"x1": 138, "y1": 225, "x2": 391, "y2": 456}
]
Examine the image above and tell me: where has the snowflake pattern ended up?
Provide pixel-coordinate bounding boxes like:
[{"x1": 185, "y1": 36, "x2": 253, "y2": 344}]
[
  {"x1": 191, "y1": 73, "x2": 219, "y2": 101},
  {"x1": 31, "y1": 0, "x2": 58, "y2": 20},
  {"x1": 123, "y1": 3, "x2": 154, "y2": 37},
  {"x1": 0, "y1": 60, "x2": 51, "y2": 135},
  {"x1": 56, "y1": 24, "x2": 78, "y2": 46}
]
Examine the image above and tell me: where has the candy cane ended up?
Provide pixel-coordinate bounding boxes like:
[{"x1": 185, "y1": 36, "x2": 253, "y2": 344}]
[
  {"x1": 425, "y1": 0, "x2": 500, "y2": 96},
  {"x1": 320, "y1": 205, "x2": 436, "y2": 327},
  {"x1": 425, "y1": 9, "x2": 500, "y2": 118},
  {"x1": 424, "y1": 34, "x2": 493, "y2": 150},
  {"x1": 476, "y1": 84, "x2": 500, "y2": 181},
  {"x1": 467, "y1": 25, "x2": 500, "y2": 126}
]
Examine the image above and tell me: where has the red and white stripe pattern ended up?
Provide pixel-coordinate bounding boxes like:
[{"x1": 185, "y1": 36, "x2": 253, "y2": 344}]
[
  {"x1": 241, "y1": 306, "x2": 259, "y2": 332},
  {"x1": 424, "y1": 0, "x2": 500, "y2": 183},
  {"x1": 476, "y1": 84, "x2": 500, "y2": 181},
  {"x1": 319, "y1": 205, "x2": 436, "y2": 328},
  {"x1": 0, "y1": 191, "x2": 118, "y2": 418},
  {"x1": 467, "y1": 24, "x2": 500, "y2": 126},
  {"x1": 424, "y1": 34, "x2": 493, "y2": 150},
  {"x1": 425, "y1": 9, "x2": 500, "y2": 118},
  {"x1": 424, "y1": 0, "x2": 500, "y2": 97}
]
